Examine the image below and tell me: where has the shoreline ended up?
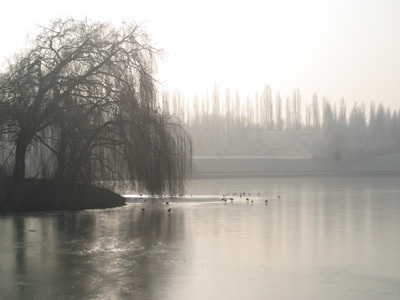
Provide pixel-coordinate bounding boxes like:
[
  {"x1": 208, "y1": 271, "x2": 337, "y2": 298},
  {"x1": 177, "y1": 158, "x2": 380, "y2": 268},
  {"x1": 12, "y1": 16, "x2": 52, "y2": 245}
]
[
  {"x1": 188, "y1": 170, "x2": 400, "y2": 179},
  {"x1": 190, "y1": 154, "x2": 400, "y2": 179}
]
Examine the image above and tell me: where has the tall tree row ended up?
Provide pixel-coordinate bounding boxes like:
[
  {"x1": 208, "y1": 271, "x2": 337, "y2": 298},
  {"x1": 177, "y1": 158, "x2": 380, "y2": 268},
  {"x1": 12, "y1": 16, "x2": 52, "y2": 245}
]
[{"x1": 158, "y1": 83, "x2": 400, "y2": 158}]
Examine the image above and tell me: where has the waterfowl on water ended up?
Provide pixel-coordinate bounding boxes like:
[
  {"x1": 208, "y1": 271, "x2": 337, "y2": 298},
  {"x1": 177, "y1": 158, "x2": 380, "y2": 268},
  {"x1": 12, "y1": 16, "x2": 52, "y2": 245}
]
[{"x1": 168, "y1": 208, "x2": 172, "y2": 213}]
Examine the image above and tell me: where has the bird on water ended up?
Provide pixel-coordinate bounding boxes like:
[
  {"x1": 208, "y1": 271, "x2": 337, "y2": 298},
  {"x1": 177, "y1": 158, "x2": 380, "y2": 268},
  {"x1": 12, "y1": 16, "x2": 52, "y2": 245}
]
[{"x1": 168, "y1": 208, "x2": 172, "y2": 213}]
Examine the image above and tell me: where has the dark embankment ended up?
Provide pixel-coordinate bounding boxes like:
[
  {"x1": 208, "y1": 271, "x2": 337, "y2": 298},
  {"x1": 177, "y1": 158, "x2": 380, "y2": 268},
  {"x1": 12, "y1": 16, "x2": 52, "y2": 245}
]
[{"x1": 0, "y1": 178, "x2": 125, "y2": 213}]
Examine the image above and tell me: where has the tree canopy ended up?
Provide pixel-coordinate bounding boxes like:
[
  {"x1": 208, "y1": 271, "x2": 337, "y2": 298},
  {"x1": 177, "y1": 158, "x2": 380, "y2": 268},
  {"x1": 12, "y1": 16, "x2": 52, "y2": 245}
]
[{"x1": 0, "y1": 18, "x2": 192, "y2": 196}]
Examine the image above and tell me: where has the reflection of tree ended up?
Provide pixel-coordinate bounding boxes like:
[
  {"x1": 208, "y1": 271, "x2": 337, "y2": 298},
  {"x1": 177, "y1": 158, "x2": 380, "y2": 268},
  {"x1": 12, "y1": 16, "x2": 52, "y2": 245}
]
[
  {"x1": 13, "y1": 217, "x2": 27, "y2": 298},
  {"x1": 2, "y1": 207, "x2": 186, "y2": 299}
]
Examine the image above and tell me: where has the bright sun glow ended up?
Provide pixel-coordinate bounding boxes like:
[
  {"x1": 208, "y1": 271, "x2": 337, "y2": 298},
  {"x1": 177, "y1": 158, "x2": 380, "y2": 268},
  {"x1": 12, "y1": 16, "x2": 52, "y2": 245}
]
[{"x1": 1, "y1": 0, "x2": 400, "y2": 106}]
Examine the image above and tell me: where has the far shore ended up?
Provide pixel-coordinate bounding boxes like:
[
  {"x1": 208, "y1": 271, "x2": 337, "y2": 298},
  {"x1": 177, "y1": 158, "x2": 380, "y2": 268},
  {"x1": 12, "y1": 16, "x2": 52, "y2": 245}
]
[
  {"x1": 189, "y1": 171, "x2": 400, "y2": 179},
  {"x1": 189, "y1": 154, "x2": 400, "y2": 179}
]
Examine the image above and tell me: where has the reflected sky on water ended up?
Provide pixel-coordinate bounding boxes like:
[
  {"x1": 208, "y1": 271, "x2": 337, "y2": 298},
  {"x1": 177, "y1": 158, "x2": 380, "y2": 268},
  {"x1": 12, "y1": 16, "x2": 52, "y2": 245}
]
[{"x1": 1, "y1": 176, "x2": 400, "y2": 299}]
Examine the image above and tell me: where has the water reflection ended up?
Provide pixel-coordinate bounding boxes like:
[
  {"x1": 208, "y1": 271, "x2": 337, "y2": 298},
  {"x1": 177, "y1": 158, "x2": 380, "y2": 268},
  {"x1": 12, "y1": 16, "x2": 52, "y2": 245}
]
[
  {"x1": 0, "y1": 205, "x2": 187, "y2": 299},
  {"x1": 0, "y1": 177, "x2": 400, "y2": 299}
]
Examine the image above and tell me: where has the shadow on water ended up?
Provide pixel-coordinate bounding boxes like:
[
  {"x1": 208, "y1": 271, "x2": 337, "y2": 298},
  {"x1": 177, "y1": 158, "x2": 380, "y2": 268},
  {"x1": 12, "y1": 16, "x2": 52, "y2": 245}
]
[{"x1": 0, "y1": 204, "x2": 186, "y2": 299}]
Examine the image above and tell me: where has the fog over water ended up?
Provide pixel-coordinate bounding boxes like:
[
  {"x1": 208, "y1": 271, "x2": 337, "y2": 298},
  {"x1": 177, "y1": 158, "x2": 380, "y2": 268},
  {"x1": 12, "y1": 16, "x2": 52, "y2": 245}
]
[{"x1": 1, "y1": 176, "x2": 399, "y2": 299}]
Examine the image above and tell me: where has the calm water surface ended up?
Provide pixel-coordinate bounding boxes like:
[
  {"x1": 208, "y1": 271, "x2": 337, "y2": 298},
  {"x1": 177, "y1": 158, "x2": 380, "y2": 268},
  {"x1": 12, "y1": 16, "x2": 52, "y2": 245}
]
[{"x1": 1, "y1": 176, "x2": 399, "y2": 299}]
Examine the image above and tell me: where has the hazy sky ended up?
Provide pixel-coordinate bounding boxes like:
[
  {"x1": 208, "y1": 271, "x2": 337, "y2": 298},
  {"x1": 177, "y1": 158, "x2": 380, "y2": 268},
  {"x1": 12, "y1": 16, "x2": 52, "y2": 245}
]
[{"x1": 1, "y1": 0, "x2": 399, "y2": 108}]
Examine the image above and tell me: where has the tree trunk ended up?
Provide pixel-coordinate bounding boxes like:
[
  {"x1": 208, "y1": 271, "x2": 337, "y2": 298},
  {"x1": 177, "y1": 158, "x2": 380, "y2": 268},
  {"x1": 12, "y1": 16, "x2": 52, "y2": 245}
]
[
  {"x1": 55, "y1": 133, "x2": 67, "y2": 182},
  {"x1": 55, "y1": 149, "x2": 66, "y2": 182},
  {"x1": 13, "y1": 137, "x2": 28, "y2": 183}
]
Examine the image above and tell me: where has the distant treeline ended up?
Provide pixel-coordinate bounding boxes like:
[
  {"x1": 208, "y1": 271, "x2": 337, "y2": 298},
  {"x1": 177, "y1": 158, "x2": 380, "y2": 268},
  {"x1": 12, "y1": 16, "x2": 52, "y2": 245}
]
[{"x1": 160, "y1": 84, "x2": 400, "y2": 157}]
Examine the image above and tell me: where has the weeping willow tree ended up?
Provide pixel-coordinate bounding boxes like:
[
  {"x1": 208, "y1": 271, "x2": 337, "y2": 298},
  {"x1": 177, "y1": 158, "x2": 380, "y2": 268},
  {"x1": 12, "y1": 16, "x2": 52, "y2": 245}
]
[{"x1": 0, "y1": 18, "x2": 191, "y2": 198}]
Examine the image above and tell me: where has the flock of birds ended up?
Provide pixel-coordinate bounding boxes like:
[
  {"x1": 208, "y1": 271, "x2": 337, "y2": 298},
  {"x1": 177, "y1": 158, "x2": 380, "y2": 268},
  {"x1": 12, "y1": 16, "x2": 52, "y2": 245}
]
[
  {"x1": 137, "y1": 190, "x2": 281, "y2": 214},
  {"x1": 221, "y1": 191, "x2": 280, "y2": 204}
]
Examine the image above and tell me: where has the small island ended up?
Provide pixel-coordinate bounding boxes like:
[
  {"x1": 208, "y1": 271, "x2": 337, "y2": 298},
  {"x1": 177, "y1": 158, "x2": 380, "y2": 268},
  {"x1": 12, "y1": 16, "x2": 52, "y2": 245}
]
[{"x1": 0, "y1": 178, "x2": 125, "y2": 212}]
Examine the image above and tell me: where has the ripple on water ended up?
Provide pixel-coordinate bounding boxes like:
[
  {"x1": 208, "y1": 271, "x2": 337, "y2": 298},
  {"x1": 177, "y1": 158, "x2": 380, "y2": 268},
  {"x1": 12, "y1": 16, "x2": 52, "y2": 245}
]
[{"x1": 67, "y1": 237, "x2": 145, "y2": 256}]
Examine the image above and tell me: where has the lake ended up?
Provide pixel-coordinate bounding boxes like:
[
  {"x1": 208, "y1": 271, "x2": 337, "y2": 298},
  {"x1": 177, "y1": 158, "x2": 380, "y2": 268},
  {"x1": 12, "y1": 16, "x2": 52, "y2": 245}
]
[{"x1": 1, "y1": 176, "x2": 399, "y2": 299}]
